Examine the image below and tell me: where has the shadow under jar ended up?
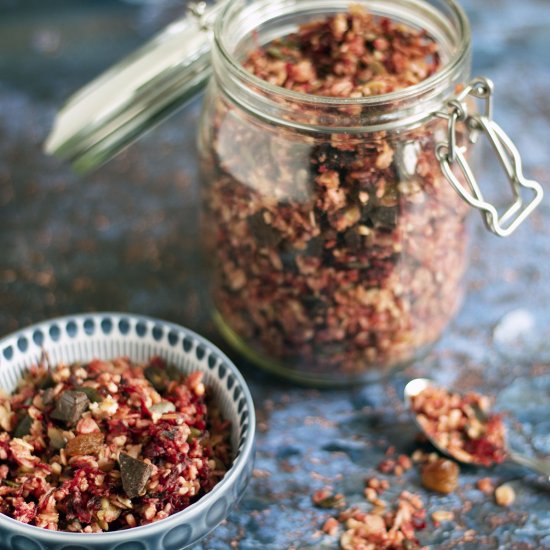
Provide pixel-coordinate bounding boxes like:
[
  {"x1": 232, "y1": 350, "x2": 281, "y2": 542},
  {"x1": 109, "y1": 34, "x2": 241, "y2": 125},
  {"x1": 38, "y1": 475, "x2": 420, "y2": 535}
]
[{"x1": 198, "y1": 0, "x2": 474, "y2": 385}]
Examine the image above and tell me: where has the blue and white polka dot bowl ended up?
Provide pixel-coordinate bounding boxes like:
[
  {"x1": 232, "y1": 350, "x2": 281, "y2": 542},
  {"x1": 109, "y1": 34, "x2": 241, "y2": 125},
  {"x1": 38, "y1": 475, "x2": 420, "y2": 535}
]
[{"x1": 0, "y1": 313, "x2": 255, "y2": 550}]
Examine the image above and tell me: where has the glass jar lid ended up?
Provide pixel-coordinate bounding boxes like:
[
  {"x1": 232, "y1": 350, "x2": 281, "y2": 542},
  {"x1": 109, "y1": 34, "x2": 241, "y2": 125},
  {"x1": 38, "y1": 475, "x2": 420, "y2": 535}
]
[{"x1": 44, "y1": 1, "x2": 226, "y2": 173}]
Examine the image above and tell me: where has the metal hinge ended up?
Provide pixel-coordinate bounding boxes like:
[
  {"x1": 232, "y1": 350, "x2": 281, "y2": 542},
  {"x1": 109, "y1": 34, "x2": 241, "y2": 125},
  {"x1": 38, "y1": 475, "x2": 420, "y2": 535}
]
[{"x1": 436, "y1": 77, "x2": 543, "y2": 237}]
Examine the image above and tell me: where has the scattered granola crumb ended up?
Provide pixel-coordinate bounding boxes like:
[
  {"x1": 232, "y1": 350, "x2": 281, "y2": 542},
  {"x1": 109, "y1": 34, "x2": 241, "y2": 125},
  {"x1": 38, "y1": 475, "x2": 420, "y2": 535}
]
[
  {"x1": 398, "y1": 454, "x2": 413, "y2": 471},
  {"x1": 411, "y1": 449, "x2": 426, "y2": 463},
  {"x1": 322, "y1": 516, "x2": 340, "y2": 536},
  {"x1": 378, "y1": 457, "x2": 396, "y2": 474},
  {"x1": 252, "y1": 468, "x2": 271, "y2": 479},
  {"x1": 421, "y1": 458, "x2": 459, "y2": 494},
  {"x1": 338, "y1": 490, "x2": 426, "y2": 549},
  {"x1": 312, "y1": 487, "x2": 346, "y2": 509},
  {"x1": 495, "y1": 484, "x2": 516, "y2": 507},
  {"x1": 431, "y1": 509, "x2": 454, "y2": 525},
  {"x1": 476, "y1": 477, "x2": 495, "y2": 494}
]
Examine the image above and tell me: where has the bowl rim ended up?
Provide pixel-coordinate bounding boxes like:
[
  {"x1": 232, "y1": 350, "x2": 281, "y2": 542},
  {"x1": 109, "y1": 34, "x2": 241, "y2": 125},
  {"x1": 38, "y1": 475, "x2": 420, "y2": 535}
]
[{"x1": 0, "y1": 312, "x2": 256, "y2": 542}]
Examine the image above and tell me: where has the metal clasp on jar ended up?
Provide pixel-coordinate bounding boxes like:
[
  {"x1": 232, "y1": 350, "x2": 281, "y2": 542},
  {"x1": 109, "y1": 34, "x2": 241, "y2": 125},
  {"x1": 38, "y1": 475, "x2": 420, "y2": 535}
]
[{"x1": 436, "y1": 77, "x2": 543, "y2": 237}]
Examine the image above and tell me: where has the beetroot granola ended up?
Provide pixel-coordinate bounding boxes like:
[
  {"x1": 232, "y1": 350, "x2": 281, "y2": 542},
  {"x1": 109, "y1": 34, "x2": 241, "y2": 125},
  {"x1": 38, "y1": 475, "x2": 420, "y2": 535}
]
[
  {"x1": 0, "y1": 357, "x2": 231, "y2": 532},
  {"x1": 410, "y1": 385, "x2": 507, "y2": 466},
  {"x1": 201, "y1": 5, "x2": 470, "y2": 380}
]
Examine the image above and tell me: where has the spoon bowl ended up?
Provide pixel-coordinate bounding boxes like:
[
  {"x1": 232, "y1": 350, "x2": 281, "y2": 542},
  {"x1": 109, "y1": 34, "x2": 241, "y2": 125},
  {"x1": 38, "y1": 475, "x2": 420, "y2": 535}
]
[{"x1": 404, "y1": 377, "x2": 550, "y2": 479}]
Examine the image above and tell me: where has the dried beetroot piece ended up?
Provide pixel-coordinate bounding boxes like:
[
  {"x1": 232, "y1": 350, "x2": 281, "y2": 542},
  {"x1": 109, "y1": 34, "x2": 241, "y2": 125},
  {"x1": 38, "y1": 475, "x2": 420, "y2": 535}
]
[
  {"x1": 65, "y1": 432, "x2": 104, "y2": 457},
  {"x1": 421, "y1": 458, "x2": 459, "y2": 494},
  {"x1": 119, "y1": 453, "x2": 154, "y2": 499},
  {"x1": 51, "y1": 390, "x2": 89, "y2": 425}
]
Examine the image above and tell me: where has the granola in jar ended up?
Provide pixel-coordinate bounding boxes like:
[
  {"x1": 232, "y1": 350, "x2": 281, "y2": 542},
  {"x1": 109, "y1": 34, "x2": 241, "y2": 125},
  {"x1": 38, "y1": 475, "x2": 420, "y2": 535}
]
[{"x1": 199, "y1": 2, "x2": 471, "y2": 383}]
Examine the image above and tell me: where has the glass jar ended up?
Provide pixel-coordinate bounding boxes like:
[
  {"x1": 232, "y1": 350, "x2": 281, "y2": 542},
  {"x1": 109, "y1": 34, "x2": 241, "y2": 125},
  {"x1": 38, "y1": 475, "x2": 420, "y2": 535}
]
[
  {"x1": 196, "y1": 0, "x2": 534, "y2": 385},
  {"x1": 45, "y1": 0, "x2": 543, "y2": 386}
]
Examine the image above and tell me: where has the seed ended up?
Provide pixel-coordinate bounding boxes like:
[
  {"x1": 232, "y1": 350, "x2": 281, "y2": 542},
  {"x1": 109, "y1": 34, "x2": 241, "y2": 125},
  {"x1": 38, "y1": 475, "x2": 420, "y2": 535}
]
[{"x1": 47, "y1": 426, "x2": 67, "y2": 450}]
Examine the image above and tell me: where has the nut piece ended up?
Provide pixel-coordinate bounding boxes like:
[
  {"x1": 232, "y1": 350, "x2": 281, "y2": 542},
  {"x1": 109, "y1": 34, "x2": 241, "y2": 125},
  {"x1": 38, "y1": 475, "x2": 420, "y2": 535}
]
[
  {"x1": 51, "y1": 390, "x2": 89, "y2": 425},
  {"x1": 119, "y1": 452, "x2": 153, "y2": 499},
  {"x1": 495, "y1": 484, "x2": 515, "y2": 507},
  {"x1": 421, "y1": 458, "x2": 459, "y2": 494},
  {"x1": 65, "y1": 432, "x2": 104, "y2": 457}
]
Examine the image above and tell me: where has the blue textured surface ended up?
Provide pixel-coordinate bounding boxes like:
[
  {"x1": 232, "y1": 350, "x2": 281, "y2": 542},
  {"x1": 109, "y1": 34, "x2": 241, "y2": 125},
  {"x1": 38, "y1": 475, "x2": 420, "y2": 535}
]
[{"x1": 1, "y1": 0, "x2": 550, "y2": 548}]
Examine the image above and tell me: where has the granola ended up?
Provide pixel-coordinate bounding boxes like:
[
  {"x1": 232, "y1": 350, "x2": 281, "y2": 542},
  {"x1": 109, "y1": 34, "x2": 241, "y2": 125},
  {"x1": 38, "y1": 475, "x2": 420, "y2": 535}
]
[
  {"x1": 410, "y1": 385, "x2": 507, "y2": 466},
  {"x1": 201, "y1": 6, "x2": 469, "y2": 380},
  {"x1": 0, "y1": 357, "x2": 231, "y2": 532}
]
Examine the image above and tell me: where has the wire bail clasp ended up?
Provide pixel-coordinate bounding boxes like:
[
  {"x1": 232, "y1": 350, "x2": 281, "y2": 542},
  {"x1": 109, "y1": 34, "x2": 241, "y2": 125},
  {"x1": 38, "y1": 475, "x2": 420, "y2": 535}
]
[{"x1": 436, "y1": 77, "x2": 543, "y2": 237}]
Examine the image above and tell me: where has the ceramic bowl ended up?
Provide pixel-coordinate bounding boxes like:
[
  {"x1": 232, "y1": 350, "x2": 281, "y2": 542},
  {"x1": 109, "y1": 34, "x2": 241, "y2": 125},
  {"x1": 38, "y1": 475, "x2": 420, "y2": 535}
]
[{"x1": 0, "y1": 313, "x2": 255, "y2": 550}]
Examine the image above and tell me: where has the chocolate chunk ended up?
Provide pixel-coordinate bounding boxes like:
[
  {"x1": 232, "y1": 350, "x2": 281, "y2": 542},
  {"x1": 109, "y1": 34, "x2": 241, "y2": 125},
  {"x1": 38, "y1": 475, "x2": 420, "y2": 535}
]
[
  {"x1": 343, "y1": 228, "x2": 362, "y2": 253},
  {"x1": 50, "y1": 390, "x2": 89, "y2": 424},
  {"x1": 369, "y1": 206, "x2": 398, "y2": 229},
  {"x1": 13, "y1": 413, "x2": 33, "y2": 438},
  {"x1": 248, "y1": 211, "x2": 282, "y2": 247},
  {"x1": 119, "y1": 453, "x2": 153, "y2": 499},
  {"x1": 304, "y1": 235, "x2": 324, "y2": 257}
]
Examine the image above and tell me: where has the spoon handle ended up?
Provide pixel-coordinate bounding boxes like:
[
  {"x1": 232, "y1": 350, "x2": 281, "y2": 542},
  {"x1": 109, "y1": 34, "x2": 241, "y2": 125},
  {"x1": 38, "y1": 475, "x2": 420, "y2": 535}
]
[{"x1": 508, "y1": 450, "x2": 550, "y2": 480}]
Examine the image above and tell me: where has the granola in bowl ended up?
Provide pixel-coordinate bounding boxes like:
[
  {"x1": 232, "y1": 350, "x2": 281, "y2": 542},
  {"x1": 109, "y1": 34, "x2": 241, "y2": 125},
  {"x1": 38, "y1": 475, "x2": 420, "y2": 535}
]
[{"x1": 0, "y1": 356, "x2": 231, "y2": 532}]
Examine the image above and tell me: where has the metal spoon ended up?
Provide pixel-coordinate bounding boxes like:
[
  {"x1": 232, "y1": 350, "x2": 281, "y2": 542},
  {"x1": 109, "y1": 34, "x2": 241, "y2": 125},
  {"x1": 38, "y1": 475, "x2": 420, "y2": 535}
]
[{"x1": 404, "y1": 378, "x2": 550, "y2": 479}]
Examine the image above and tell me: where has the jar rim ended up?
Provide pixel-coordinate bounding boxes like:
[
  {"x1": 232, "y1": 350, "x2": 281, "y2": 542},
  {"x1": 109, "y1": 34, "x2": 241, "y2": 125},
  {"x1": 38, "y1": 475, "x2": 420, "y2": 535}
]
[{"x1": 214, "y1": 0, "x2": 470, "y2": 106}]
